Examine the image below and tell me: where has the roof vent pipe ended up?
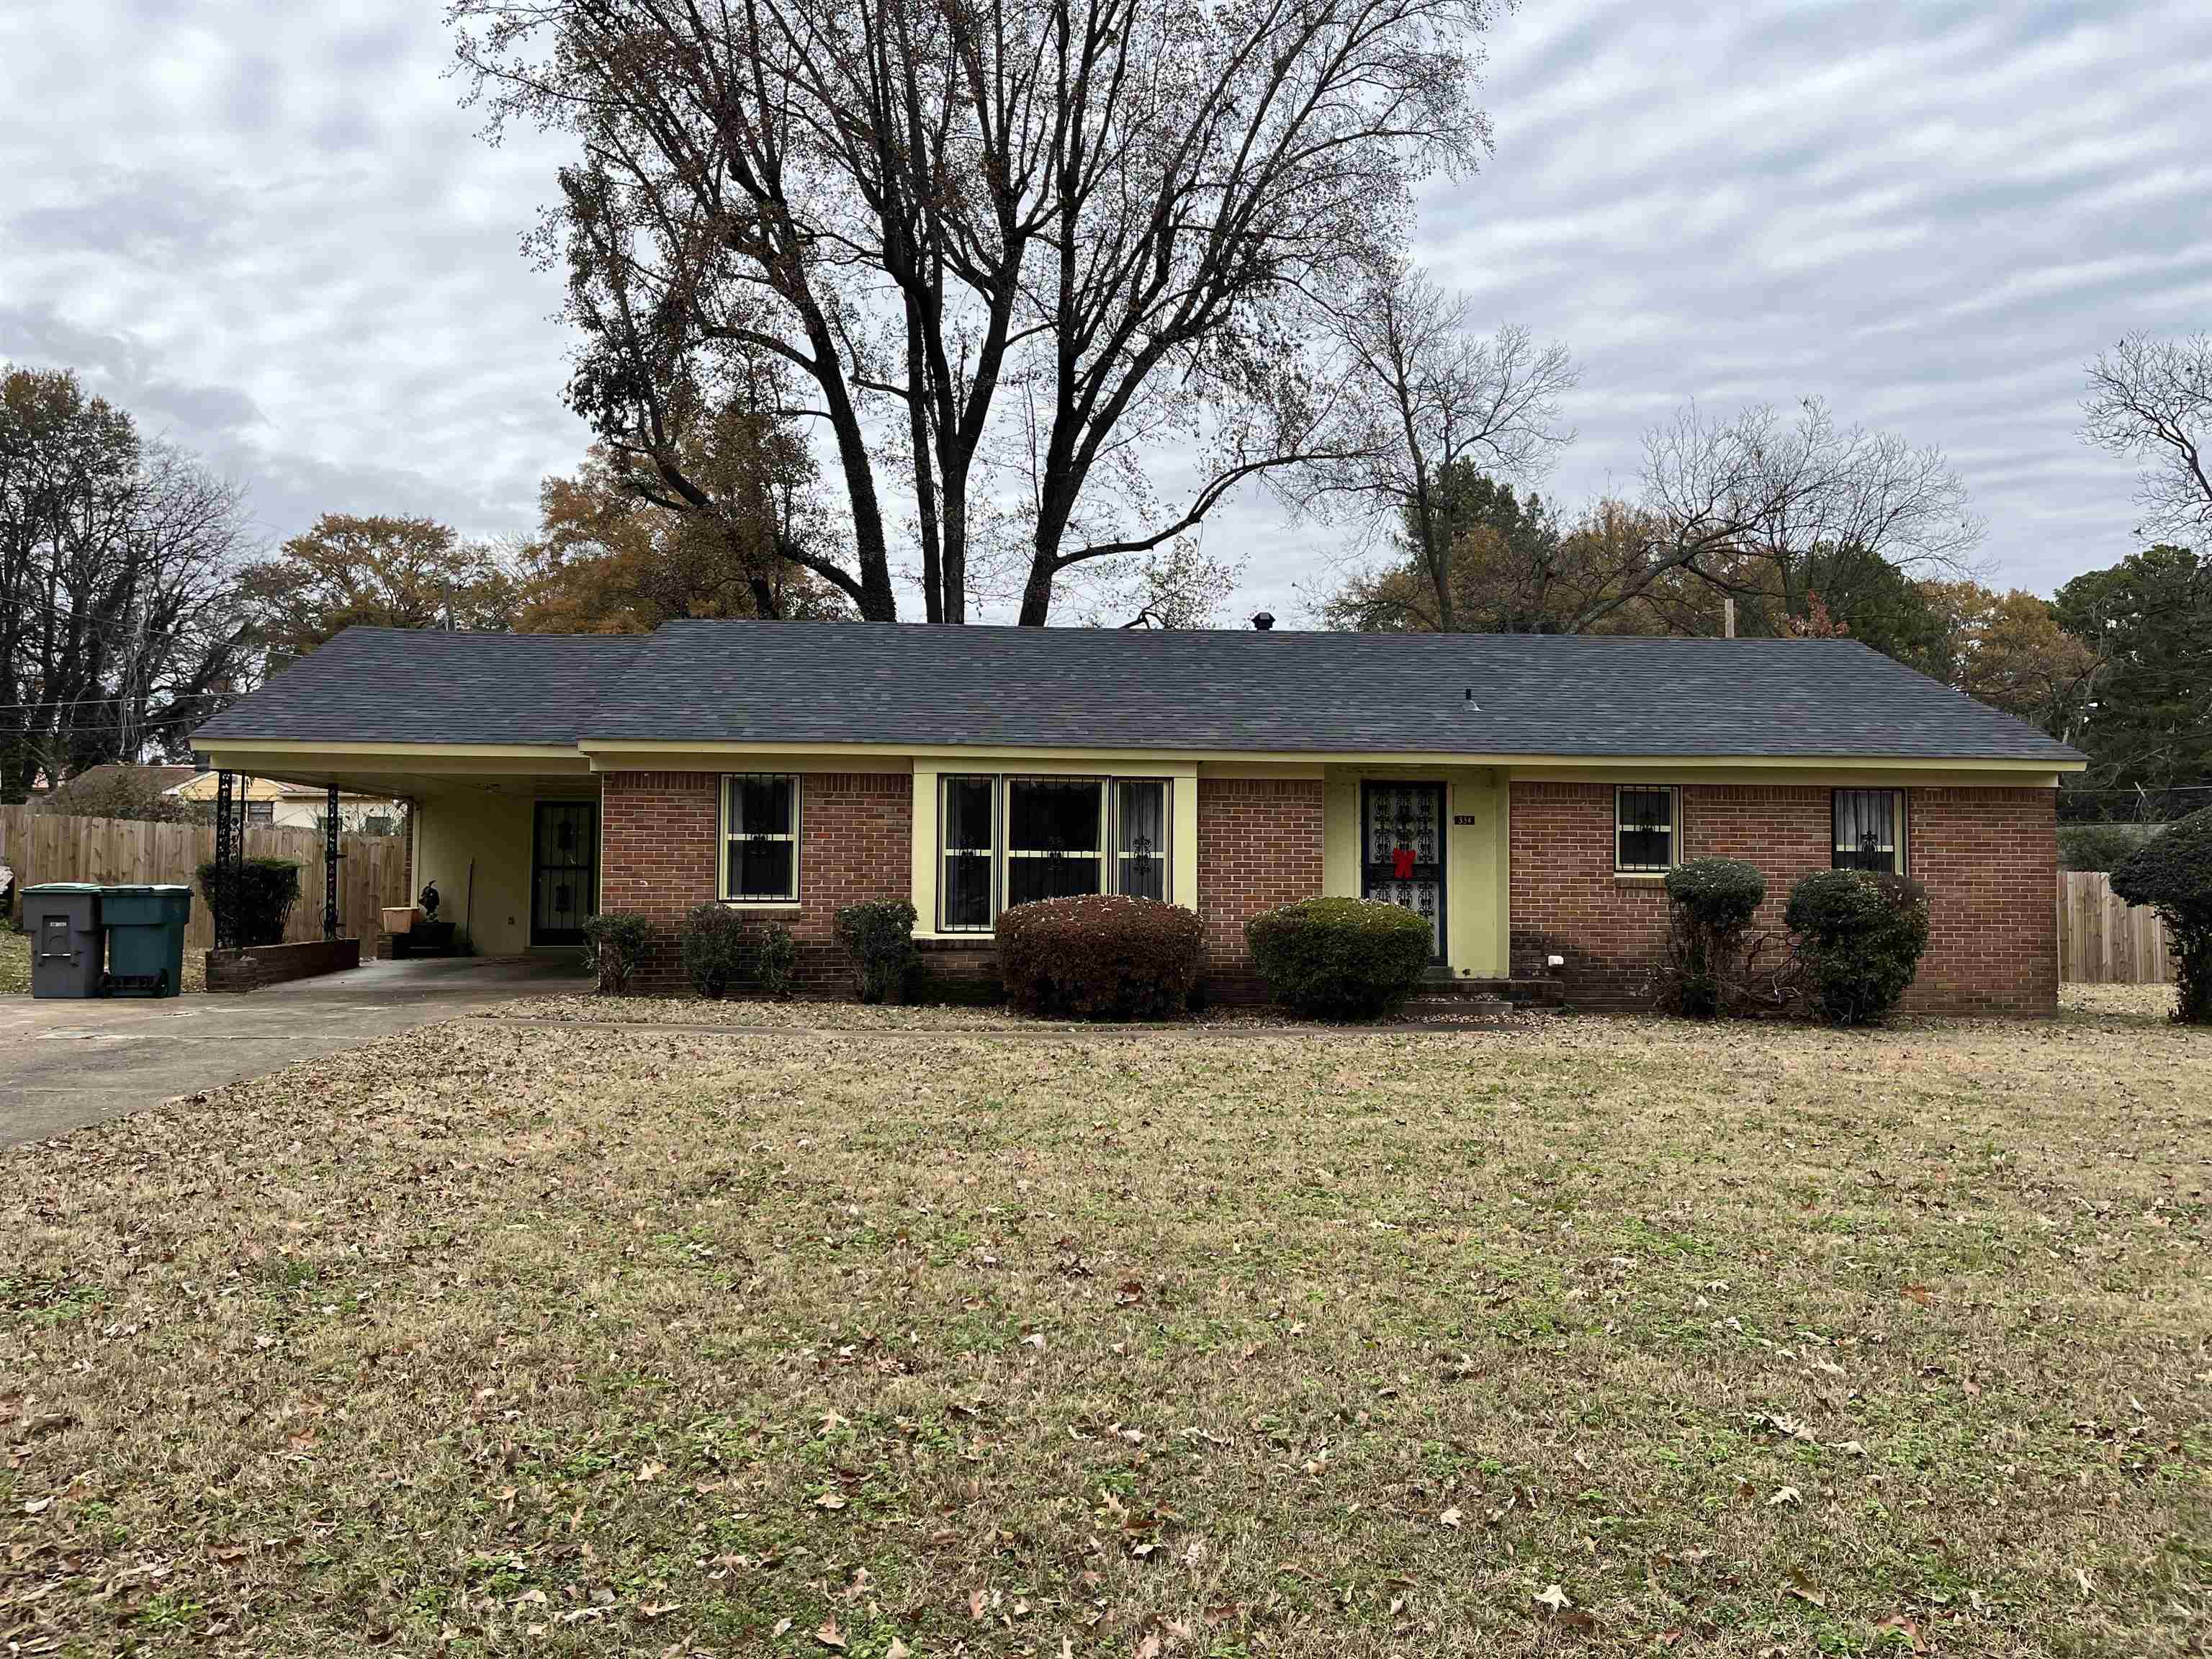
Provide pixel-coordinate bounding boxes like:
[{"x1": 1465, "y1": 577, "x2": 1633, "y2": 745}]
[{"x1": 1250, "y1": 611, "x2": 1275, "y2": 631}]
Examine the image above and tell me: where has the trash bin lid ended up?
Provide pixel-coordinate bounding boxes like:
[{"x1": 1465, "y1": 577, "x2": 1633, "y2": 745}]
[{"x1": 24, "y1": 882, "x2": 103, "y2": 893}]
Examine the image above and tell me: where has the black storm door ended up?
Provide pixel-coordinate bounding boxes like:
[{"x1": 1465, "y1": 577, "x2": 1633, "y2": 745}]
[
  {"x1": 531, "y1": 800, "x2": 599, "y2": 945},
  {"x1": 1360, "y1": 781, "x2": 1447, "y2": 963}
]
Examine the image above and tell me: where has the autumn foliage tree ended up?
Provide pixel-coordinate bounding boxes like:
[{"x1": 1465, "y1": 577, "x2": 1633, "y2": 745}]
[
  {"x1": 518, "y1": 400, "x2": 845, "y2": 634},
  {"x1": 239, "y1": 514, "x2": 521, "y2": 670}
]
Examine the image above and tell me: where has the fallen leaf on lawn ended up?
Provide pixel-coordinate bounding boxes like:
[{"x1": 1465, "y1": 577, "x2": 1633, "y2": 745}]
[
  {"x1": 1899, "y1": 1285, "x2": 1934, "y2": 1308},
  {"x1": 636, "y1": 1462, "x2": 666, "y2": 1483},
  {"x1": 814, "y1": 1491, "x2": 848, "y2": 1511},
  {"x1": 1439, "y1": 1507, "x2": 1464, "y2": 1529},
  {"x1": 1134, "y1": 1635, "x2": 1161, "y2": 1659},
  {"x1": 773, "y1": 1619, "x2": 793, "y2": 1637},
  {"x1": 637, "y1": 1600, "x2": 678, "y2": 1620},
  {"x1": 2073, "y1": 1567, "x2": 2094, "y2": 1595},
  {"x1": 1116, "y1": 1280, "x2": 1146, "y2": 1305},
  {"x1": 1022, "y1": 1331, "x2": 1047, "y2": 1350},
  {"x1": 968, "y1": 1586, "x2": 987, "y2": 1619},
  {"x1": 1875, "y1": 1612, "x2": 1927, "y2": 1653},
  {"x1": 1768, "y1": 1485, "x2": 1801, "y2": 1506},
  {"x1": 1534, "y1": 1584, "x2": 1572, "y2": 1614},
  {"x1": 22, "y1": 1497, "x2": 50, "y2": 1515},
  {"x1": 887, "y1": 1642, "x2": 912, "y2": 1659},
  {"x1": 816, "y1": 1617, "x2": 847, "y2": 1650}
]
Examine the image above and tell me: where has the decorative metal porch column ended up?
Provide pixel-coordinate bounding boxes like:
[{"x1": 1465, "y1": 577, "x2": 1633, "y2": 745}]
[
  {"x1": 213, "y1": 770, "x2": 238, "y2": 950},
  {"x1": 323, "y1": 783, "x2": 341, "y2": 940}
]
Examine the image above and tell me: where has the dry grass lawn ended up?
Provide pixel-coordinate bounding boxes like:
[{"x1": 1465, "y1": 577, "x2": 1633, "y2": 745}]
[
  {"x1": 1, "y1": 998, "x2": 2206, "y2": 1658},
  {"x1": 0, "y1": 929, "x2": 28, "y2": 996}
]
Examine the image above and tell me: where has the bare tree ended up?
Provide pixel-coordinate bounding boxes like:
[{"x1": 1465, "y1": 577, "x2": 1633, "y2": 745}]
[
  {"x1": 1294, "y1": 261, "x2": 1577, "y2": 629},
  {"x1": 450, "y1": 0, "x2": 1503, "y2": 624},
  {"x1": 1583, "y1": 397, "x2": 1984, "y2": 632},
  {"x1": 1, "y1": 365, "x2": 252, "y2": 800},
  {"x1": 2082, "y1": 332, "x2": 2212, "y2": 551}
]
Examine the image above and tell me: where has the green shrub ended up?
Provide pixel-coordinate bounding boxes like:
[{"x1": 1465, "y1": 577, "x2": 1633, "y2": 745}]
[
  {"x1": 835, "y1": 899, "x2": 917, "y2": 1004},
  {"x1": 195, "y1": 857, "x2": 301, "y2": 947},
  {"x1": 2110, "y1": 805, "x2": 2212, "y2": 1024},
  {"x1": 1245, "y1": 896, "x2": 1431, "y2": 1020},
  {"x1": 581, "y1": 911, "x2": 655, "y2": 996},
  {"x1": 2059, "y1": 822, "x2": 2161, "y2": 872},
  {"x1": 1783, "y1": 870, "x2": 1930, "y2": 1026},
  {"x1": 754, "y1": 922, "x2": 799, "y2": 1001},
  {"x1": 680, "y1": 903, "x2": 753, "y2": 997},
  {"x1": 1656, "y1": 858, "x2": 1766, "y2": 1018},
  {"x1": 997, "y1": 895, "x2": 1204, "y2": 1020}
]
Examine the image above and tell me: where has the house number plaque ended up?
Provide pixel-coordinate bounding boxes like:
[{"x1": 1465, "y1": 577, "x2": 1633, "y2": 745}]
[{"x1": 1452, "y1": 814, "x2": 1478, "y2": 825}]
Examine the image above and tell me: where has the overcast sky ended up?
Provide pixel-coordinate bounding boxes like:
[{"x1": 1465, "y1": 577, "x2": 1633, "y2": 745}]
[{"x1": 2, "y1": 1, "x2": 2206, "y2": 624}]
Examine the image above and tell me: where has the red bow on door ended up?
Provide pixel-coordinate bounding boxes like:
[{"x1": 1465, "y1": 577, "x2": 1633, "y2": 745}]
[{"x1": 1392, "y1": 846, "x2": 1416, "y2": 880}]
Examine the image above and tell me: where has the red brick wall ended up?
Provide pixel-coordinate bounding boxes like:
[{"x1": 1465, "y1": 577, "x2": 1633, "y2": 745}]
[
  {"x1": 1508, "y1": 781, "x2": 2056, "y2": 1016},
  {"x1": 599, "y1": 770, "x2": 911, "y2": 991},
  {"x1": 1197, "y1": 778, "x2": 1326, "y2": 973}
]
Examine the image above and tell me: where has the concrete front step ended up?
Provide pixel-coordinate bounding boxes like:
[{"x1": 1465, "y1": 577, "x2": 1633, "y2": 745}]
[{"x1": 1417, "y1": 974, "x2": 1565, "y2": 1007}]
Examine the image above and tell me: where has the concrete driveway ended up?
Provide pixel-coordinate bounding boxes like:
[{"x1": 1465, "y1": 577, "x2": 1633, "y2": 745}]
[{"x1": 0, "y1": 953, "x2": 588, "y2": 1148}]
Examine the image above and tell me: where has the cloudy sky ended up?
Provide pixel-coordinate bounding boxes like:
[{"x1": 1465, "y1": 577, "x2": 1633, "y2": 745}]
[{"x1": 2, "y1": 0, "x2": 2206, "y2": 624}]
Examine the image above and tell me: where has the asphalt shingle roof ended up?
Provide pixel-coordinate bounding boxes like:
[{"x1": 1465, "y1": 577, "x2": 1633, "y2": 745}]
[
  {"x1": 194, "y1": 620, "x2": 2084, "y2": 763},
  {"x1": 192, "y1": 628, "x2": 647, "y2": 747}
]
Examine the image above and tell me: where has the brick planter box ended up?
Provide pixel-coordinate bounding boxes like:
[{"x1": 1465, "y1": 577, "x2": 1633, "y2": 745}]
[{"x1": 205, "y1": 938, "x2": 362, "y2": 993}]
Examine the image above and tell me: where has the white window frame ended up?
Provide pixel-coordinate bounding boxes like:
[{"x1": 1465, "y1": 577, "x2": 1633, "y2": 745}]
[
  {"x1": 1832, "y1": 788, "x2": 1908, "y2": 876},
  {"x1": 720, "y1": 773, "x2": 801, "y2": 904},
  {"x1": 1614, "y1": 784, "x2": 1680, "y2": 874},
  {"x1": 938, "y1": 773, "x2": 999, "y2": 933}
]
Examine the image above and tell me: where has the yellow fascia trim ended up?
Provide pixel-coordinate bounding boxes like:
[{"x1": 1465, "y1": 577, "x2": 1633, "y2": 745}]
[
  {"x1": 198, "y1": 739, "x2": 581, "y2": 760},
  {"x1": 578, "y1": 737, "x2": 2080, "y2": 773}
]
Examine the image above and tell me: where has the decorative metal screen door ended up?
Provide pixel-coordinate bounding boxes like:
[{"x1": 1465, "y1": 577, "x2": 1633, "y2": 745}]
[
  {"x1": 531, "y1": 800, "x2": 599, "y2": 946},
  {"x1": 1360, "y1": 781, "x2": 1446, "y2": 963}
]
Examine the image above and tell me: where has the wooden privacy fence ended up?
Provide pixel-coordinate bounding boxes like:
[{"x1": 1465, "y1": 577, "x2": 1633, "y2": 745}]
[
  {"x1": 0, "y1": 804, "x2": 405, "y2": 953},
  {"x1": 2057, "y1": 871, "x2": 2175, "y2": 985}
]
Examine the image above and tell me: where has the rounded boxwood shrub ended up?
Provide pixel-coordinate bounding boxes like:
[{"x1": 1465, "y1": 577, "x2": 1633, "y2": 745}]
[
  {"x1": 1783, "y1": 869, "x2": 1930, "y2": 1026},
  {"x1": 1658, "y1": 858, "x2": 1766, "y2": 1019},
  {"x1": 195, "y1": 856, "x2": 301, "y2": 947},
  {"x1": 2110, "y1": 804, "x2": 2212, "y2": 1024},
  {"x1": 754, "y1": 921, "x2": 799, "y2": 1001},
  {"x1": 1245, "y1": 896, "x2": 1431, "y2": 1020},
  {"x1": 680, "y1": 902, "x2": 753, "y2": 997},
  {"x1": 581, "y1": 910, "x2": 654, "y2": 996},
  {"x1": 997, "y1": 894, "x2": 1204, "y2": 1020},
  {"x1": 835, "y1": 899, "x2": 918, "y2": 1004}
]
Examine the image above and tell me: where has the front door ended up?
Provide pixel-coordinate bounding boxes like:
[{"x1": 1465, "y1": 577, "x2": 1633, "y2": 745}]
[
  {"x1": 1361, "y1": 781, "x2": 1446, "y2": 963},
  {"x1": 531, "y1": 800, "x2": 598, "y2": 946}
]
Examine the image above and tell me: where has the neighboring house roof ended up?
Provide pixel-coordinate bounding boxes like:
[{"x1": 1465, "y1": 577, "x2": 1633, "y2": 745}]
[
  {"x1": 192, "y1": 620, "x2": 2086, "y2": 763},
  {"x1": 166, "y1": 772, "x2": 392, "y2": 803},
  {"x1": 192, "y1": 629, "x2": 648, "y2": 747},
  {"x1": 39, "y1": 763, "x2": 202, "y2": 811}
]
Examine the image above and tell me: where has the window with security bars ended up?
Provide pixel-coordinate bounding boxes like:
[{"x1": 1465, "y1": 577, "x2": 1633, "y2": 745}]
[
  {"x1": 940, "y1": 775, "x2": 997, "y2": 931},
  {"x1": 723, "y1": 773, "x2": 799, "y2": 900},
  {"x1": 1833, "y1": 788, "x2": 1905, "y2": 873},
  {"x1": 1004, "y1": 778, "x2": 1105, "y2": 906},
  {"x1": 1614, "y1": 786, "x2": 1677, "y2": 872},
  {"x1": 1115, "y1": 779, "x2": 1169, "y2": 899}
]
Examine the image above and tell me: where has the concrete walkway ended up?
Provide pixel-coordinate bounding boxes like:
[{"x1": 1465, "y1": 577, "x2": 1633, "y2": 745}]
[{"x1": 0, "y1": 954, "x2": 588, "y2": 1148}]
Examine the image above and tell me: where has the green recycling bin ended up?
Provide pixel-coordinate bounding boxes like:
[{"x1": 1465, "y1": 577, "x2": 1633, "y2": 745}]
[
  {"x1": 23, "y1": 883, "x2": 105, "y2": 999},
  {"x1": 101, "y1": 884, "x2": 192, "y2": 998}
]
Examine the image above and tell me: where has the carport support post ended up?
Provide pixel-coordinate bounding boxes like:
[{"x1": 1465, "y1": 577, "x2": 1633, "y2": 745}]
[
  {"x1": 323, "y1": 784, "x2": 340, "y2": 940},
  {"x1": 214, "y1": 770, "x2": 238, "y2": 951}
]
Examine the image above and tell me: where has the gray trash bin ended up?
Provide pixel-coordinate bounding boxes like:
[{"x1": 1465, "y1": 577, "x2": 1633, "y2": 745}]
[{"x1": 24, "y1": 882, "x2": 106, "y2": 999}]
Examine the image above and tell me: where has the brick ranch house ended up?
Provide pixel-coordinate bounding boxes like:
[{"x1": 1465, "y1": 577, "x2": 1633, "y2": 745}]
[{"x1": 190, "y1": 621, "x2": 2085, "y2": 1013}]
